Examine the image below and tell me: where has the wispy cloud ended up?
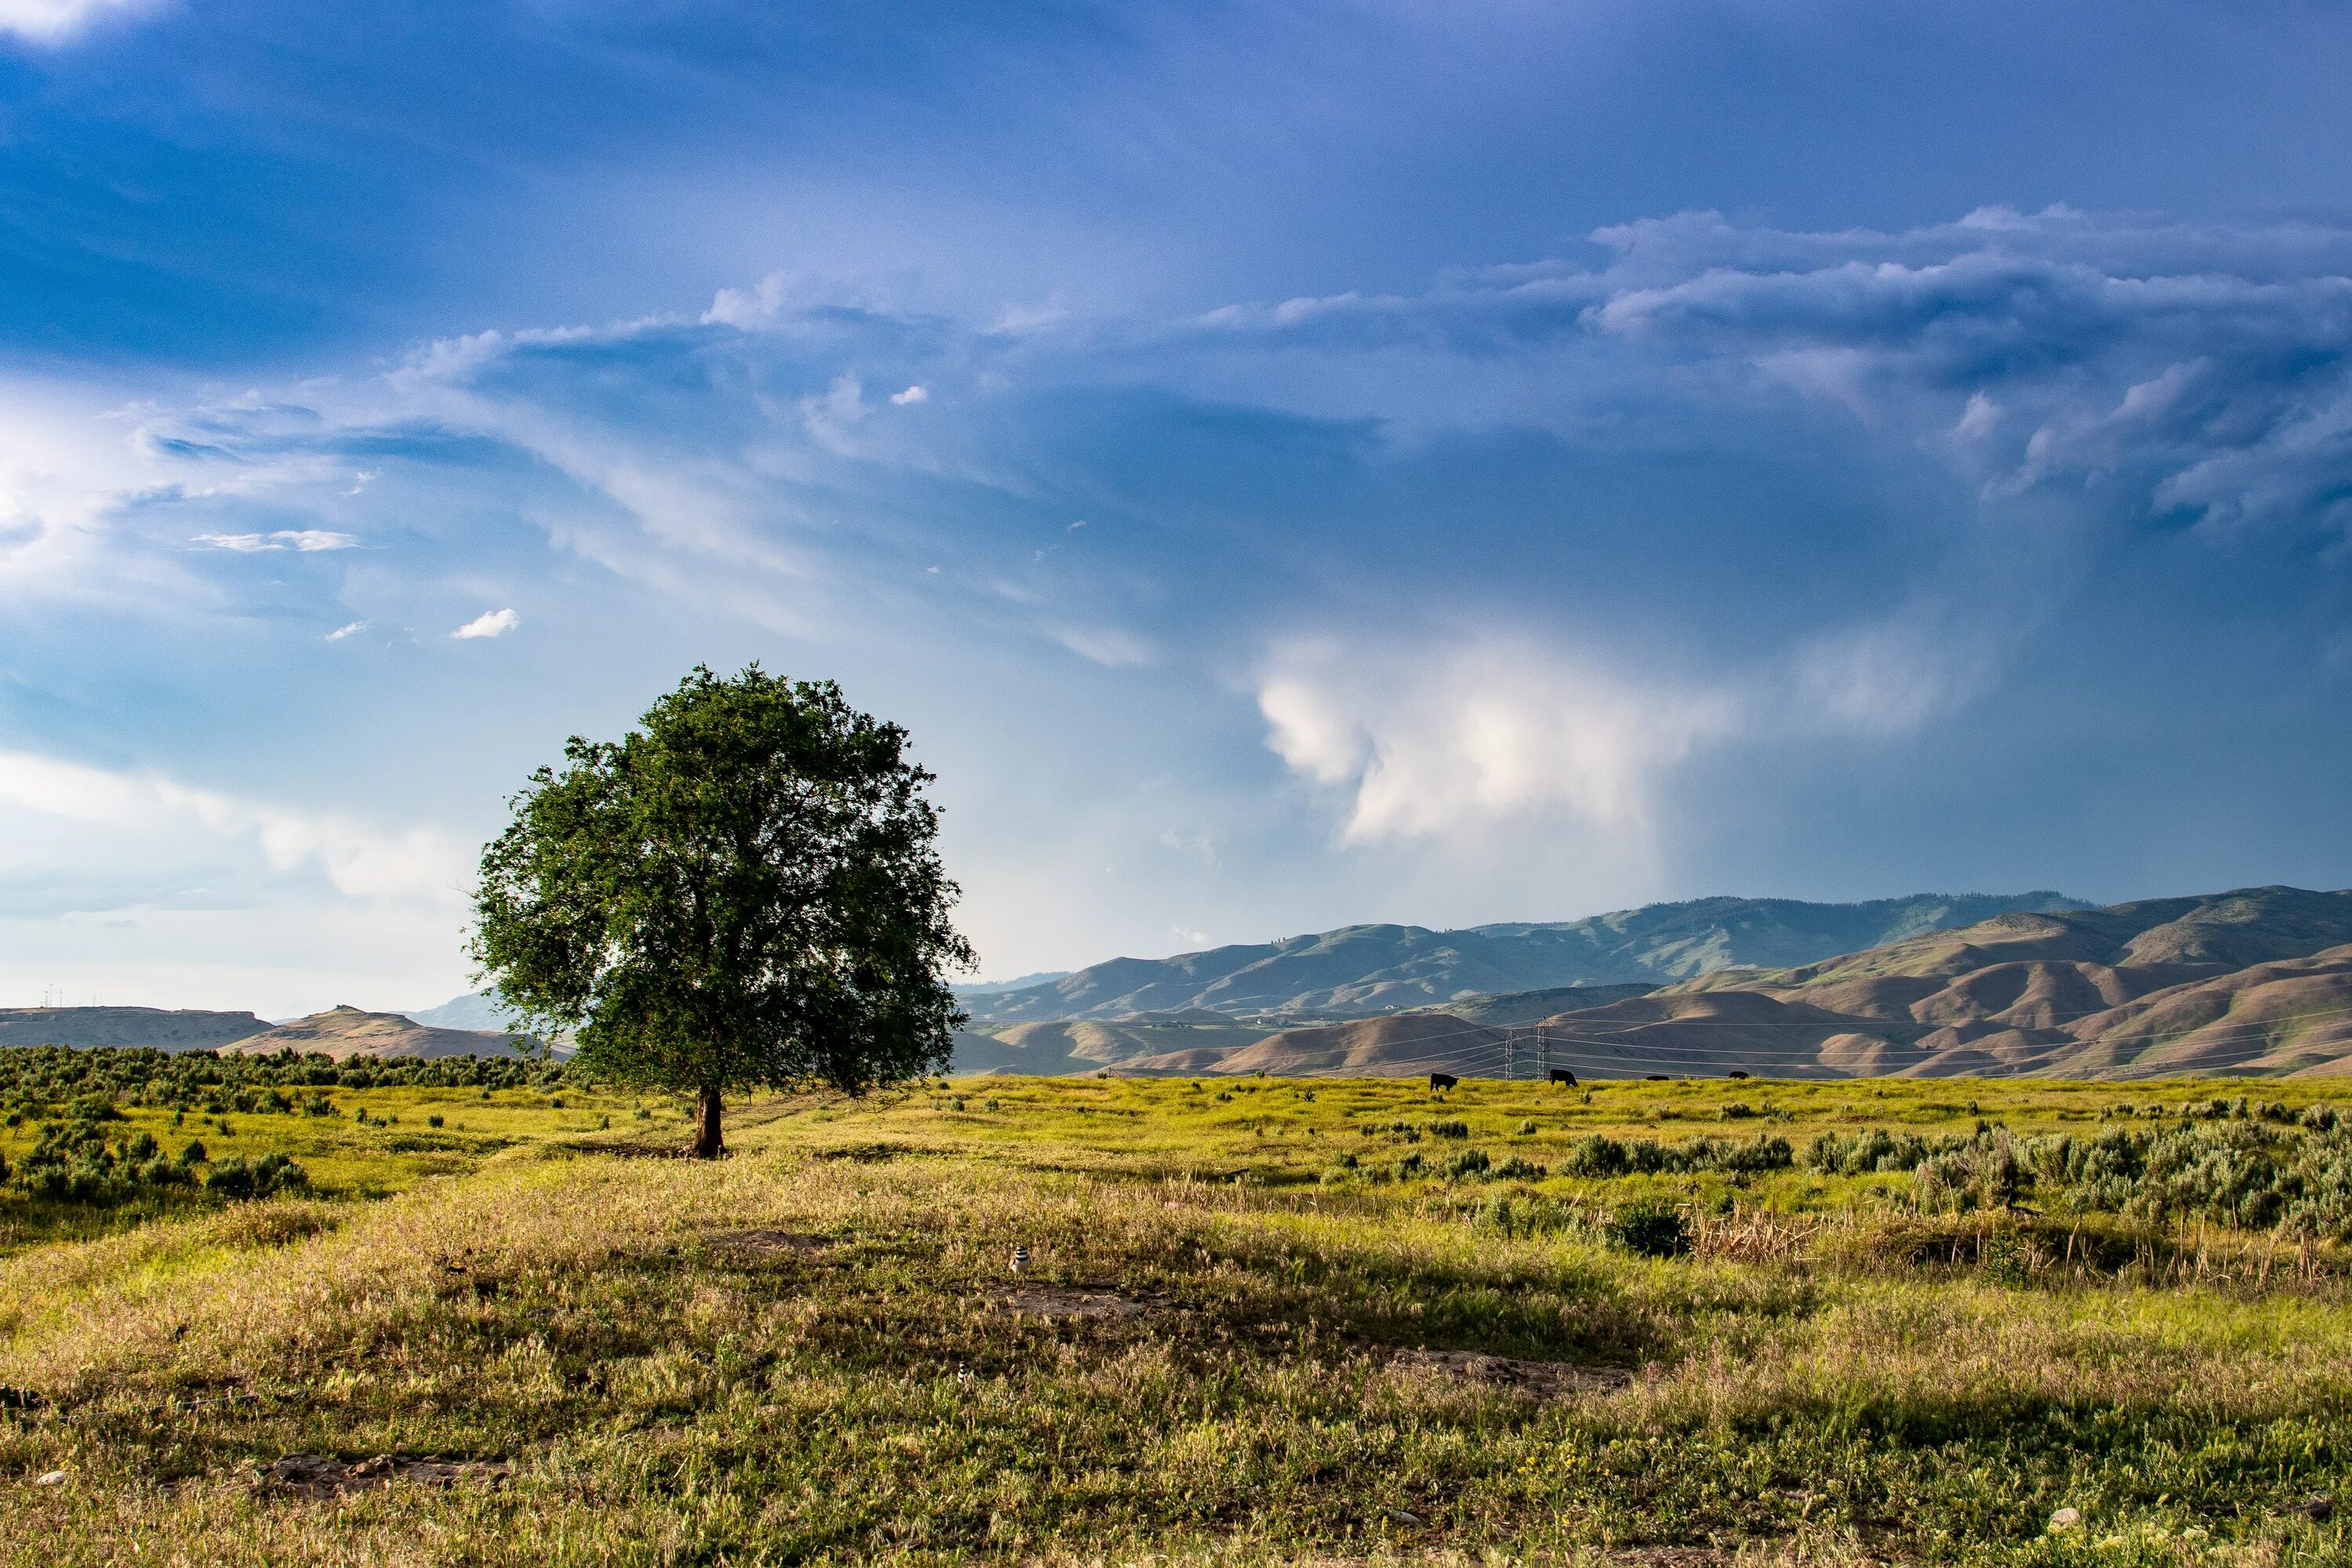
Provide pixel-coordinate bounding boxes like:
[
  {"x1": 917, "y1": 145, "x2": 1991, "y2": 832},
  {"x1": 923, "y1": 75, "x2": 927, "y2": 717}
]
[
  {"x1": 0, "y1": 0, "x2": 158, "y2": 44},
  {"x1": 192, "y1": 529, "x2": 359, "y2": 553},
  {"x1": 325, "y1": 620, "x2": 367, "y2": 641}
]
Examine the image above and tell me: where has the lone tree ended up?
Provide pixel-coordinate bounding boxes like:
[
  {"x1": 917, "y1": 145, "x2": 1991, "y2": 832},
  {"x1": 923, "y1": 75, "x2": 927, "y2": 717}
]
[{"x1": 471, "y1": 665, "x2": 974, "y2": 1157}]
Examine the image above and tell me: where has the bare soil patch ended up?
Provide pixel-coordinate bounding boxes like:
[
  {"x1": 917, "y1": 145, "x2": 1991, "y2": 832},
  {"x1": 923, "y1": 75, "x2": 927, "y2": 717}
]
[
  {"x1": 263, "y1": 1453, "x2": 511, "y2": 1497},
  {"x1": 984, "y1": 1283, "x2": 1172, "y2": 1321},
  {"x1": 1383, "y1": 1347, "x2": 1636, "y2": 1399}
]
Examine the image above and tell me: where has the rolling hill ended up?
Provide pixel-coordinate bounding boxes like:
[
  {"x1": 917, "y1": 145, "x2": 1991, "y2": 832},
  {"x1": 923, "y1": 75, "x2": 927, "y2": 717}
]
[
  {"x1": 221, "y1": 1005, "x2": 535, "y2": 1062},
  {"x1": 964, "y1": 891, "x2": 2085, "y2": 1022}
]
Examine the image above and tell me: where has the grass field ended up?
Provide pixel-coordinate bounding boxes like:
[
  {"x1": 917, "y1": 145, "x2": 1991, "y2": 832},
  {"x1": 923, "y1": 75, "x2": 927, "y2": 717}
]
[{"x1": 5, "y1": 1070, "x2": 2352, "y2": 1566}]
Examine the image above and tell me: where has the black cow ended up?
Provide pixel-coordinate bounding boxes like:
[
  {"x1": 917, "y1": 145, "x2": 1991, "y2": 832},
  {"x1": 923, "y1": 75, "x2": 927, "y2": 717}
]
[
  {"x1": 1727, "y1": 1069, "x2": 1750, "y2": 1080},
  {"x1": 1548, "y1": 1068, "x2": 1577, "y2": 1087},
  {"x1": 1429, "y1": 1072, "x2": 1458, "y2": 1091},
  {"x1": 1644, "y1": 1073, "x2": 1670, "y2": 1082}
]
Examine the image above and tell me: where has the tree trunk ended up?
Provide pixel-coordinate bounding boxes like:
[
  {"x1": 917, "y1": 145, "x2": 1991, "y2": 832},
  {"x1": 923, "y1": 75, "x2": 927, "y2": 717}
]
[{"x1": 692, "y1": 1087, "x2": 724, "y2": 1159}]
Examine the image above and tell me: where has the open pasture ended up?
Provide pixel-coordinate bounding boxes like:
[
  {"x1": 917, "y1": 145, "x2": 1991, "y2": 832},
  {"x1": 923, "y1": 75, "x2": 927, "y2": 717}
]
[{"x1": 2, "y1": 1072, "x2": 2351, "y2": 1565}]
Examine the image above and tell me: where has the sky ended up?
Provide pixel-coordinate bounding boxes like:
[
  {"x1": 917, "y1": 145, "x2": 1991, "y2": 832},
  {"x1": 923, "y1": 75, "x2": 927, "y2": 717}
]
[{"x1": 3, "y1": 0, "x2": 2352, "y2": 1015}]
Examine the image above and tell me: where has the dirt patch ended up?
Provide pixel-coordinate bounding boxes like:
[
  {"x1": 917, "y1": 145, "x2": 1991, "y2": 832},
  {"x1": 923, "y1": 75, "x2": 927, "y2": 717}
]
[
  {"x1": 985, "y1": 1284, "x2": 1171, "y2": 1321},
  {"x1": 715, "y1": 1229, "x2": 831, "y2": 1258},
  {"x1": 1384, "y1": 1347, "x2": 1635, "y2": 1399},
  {"x1": 263, "y1": 1454, "x2": 510, "y2": 1497}
]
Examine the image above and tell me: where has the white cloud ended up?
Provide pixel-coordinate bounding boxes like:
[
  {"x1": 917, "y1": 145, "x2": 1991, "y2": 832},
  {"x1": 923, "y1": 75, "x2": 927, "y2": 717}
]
[
  {"x1": 1261, "y1": 641, "x2": 1738, "y2": 843},
  {"x1": 192, "y1": 529, "x2": 359, "y2": 553},
  {"x1": 890, "y1": 384, "x2": 929, "y2": 405},
  {"x1": 0, "y1": 750, "x2": 468, "y2": 906},
  {"x1": 1955, "y1": 391, "x2": 2002, "y2": 440},
  {"x1": 452, "y1": 608, "x2": 519, "y2": 640},
  {"x1": 1260, "y1": 614, "x2": 1999, "y2": 845},
  {"x1": 325, "y1": 620, "x2": 368, "y2": 641},
  {"x1": 0, "y1": 0, "x2": 158, "y2": 43}
]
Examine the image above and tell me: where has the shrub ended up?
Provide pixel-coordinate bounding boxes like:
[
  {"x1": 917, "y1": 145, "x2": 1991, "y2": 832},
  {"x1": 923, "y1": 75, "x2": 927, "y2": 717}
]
[
  {"x1": 1608, "y1": 1200, "x2": 1690, "y2": 1258},
  {"x1": 1442, "y1": 1148, "x2": 1491, "y2": 1179},
  {"x1": 1567, "y1": 1131, "x2": 1794, "y2": 1178},
  {"x1": 1425, "y1": 1120, "x2": 1468, "y2": 1139},
  {"x1": 202, "y1": 1153, "x2": 310, "y2": 1200}
]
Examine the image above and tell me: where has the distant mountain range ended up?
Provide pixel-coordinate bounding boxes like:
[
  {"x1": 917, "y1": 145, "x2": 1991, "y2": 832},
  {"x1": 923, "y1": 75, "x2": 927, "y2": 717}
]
[
  {"x1": 955, "y1": 971, "x2": 1073, "y2": 998},
  {"x1": 15, "y1": 887, "x2": 2348, "y2": 1080},
  {"x1": 960, "y1": 891, "x2": 2087, "y2": 1024},
  {"x1": 962, "y1": 886, "x2": 2352, "y2": 1081},
  {"x1": 402, "y1": 992, "x2": 514, "y2": 1032}
]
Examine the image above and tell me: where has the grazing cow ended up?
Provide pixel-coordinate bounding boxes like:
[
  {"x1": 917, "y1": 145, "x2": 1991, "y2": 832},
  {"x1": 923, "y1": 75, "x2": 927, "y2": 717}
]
[
  {"x1": 1644, "y1": 1073, "x2": 1670, "y2": 1082},
  {"x1": 1548, "y1": 1068, "x2": 1577, "y2": 1087},
  {"x1": 1429, "y1": 1072, "x2": 1458, "y2": 1091},
  {"x1": 1727, "y1": 1070, "x2": 1750, "y2": 1080}
]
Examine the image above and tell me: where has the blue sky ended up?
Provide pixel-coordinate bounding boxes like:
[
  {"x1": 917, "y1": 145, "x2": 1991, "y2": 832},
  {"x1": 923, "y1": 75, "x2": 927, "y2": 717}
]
[{"x1": 3, "y1": 0, "x2": 2351, "y2": 1014}]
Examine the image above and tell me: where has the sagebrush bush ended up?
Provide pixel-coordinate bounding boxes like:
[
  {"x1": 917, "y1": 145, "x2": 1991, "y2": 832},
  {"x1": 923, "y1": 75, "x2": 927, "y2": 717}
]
[
  {"x1": 1565, "y1": 1131, "x2": 1794, "y2": 1178},
  {"x1": 1607, "y1": 1198, "x2": 1690, "y2": 1257}
]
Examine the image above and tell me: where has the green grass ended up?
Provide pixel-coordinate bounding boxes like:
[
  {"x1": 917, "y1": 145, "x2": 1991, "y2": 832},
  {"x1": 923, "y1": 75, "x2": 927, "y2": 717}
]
[
  {"x1": 0, "y1": 1083, "x2": 680, "y2": 1252},
  {"x1": 4, "y1": 1074, "x2": 2352, "y2": 1565}
]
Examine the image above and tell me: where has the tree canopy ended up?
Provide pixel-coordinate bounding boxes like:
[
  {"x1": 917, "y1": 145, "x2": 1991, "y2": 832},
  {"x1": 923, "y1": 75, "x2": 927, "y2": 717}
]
[{"x1": 470, "y1": 666, "x2": 974, "y2": 1156}]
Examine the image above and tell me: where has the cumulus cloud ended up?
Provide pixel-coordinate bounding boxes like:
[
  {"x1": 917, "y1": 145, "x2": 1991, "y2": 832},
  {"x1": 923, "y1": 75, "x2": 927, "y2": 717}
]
[
  {"x1": 1260, "y1": 641, "x2": 1740, "y2": 843},
  {"x1": 891, "y1": 384, "x2": 929, "y2": 405},
  {"x1": 451, "y1": 608, "x2": 518, "y2": 639},
  {"x1": 192, "y1": 529, "x2": 359, "y2": 553},
  {"x1": 1259, "y1": 608, "x2": 2005, "y2": 844}
]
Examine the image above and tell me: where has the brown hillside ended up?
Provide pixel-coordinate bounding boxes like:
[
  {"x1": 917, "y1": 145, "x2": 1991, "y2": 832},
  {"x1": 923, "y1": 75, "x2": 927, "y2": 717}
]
[
  {"x1": 952, "y1": 1019, "x2": 1267, "y2": 1075},
  {"x1": 223, "y1": 1005, "x2": 532, "y2": 1062},
  {"x1": 1210, "y1": 1016, "x2": 1503, "y2": 1076},
  {"x1": 1534, "y1": 991, "x2": 1917, "y2": 1080},
  {"x1": 2041, "y1": 946, "x2": 2352, "y2": 1078}
]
